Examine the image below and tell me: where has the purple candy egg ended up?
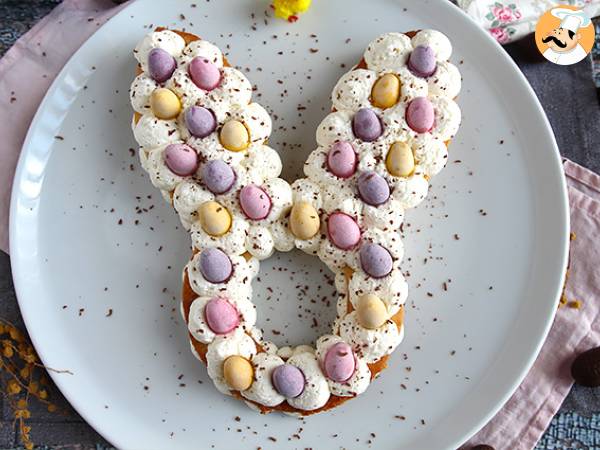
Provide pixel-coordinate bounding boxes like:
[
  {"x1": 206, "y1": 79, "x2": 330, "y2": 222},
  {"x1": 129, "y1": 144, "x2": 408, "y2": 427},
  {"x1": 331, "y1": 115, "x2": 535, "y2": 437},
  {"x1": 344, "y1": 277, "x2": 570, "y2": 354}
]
[
  {"x1": 185, "y1": 106, "x2": 217, "y2": 138},
  {"x1": 199, "y1": 248, "x2": 233, "y2": 284},
  {"x1": 164, "y1": 144, "x2": 199, "y2": 176},
  {"x1": 327, "y1": 213, "x2": 361, "y2": 250},
  {"x1": 272, "y1": 364, "x2": 305, "y2": 398},
  {"x1": 188, "y1": 57, "x2": 221, "y2": 91},
  {"x1": 408, "y1": 45, "x2": 437, "y2": 78},
  {"x1": 148, "y1": 48, "x2": 176, "y2": 83},
  {"x1": 357, "y1": 171, "x2": 390, "y2": 206},
  {"x1": 204, "y1": 297, "x2": 239, "y2": 334},
  {"x1": 360, "y1": 243, "x2": 393, "y2": 278},
  {"x1": 406, "y1": 97, "x2": 435, "y2": 133},
  {"x1": 327, "y1": 141, "x2": 357, "y2": 178},
  {"x1": 202, "y1": 160, "x2": 236, "y2": 194},
  {"x1": 324, "y1": 342, "x2": 356, "y2": 382},
  {"x1": 239, "y1": 185, "x2": 272, "y2": 220},
  {"x1": 352, "y1": 108, "x2": 383, "y2": 142}
]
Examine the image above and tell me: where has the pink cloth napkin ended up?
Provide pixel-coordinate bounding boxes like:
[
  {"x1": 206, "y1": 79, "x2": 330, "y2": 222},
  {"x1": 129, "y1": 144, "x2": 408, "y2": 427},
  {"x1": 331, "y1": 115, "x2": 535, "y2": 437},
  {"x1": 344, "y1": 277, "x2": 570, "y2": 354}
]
[
  {"x1": 1, "y1": 2, "x2": 600, "y2": 449},
  {"x1": 463, "y1": 159, "x2": 600, "y2": 449}
]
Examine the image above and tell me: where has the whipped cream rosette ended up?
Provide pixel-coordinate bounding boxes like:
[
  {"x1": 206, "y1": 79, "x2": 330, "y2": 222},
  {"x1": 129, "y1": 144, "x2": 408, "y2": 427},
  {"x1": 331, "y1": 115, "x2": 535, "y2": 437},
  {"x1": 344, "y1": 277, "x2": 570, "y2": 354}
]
[{"x1": 129, "y1": 28, "x2": 461, "y2": 414}]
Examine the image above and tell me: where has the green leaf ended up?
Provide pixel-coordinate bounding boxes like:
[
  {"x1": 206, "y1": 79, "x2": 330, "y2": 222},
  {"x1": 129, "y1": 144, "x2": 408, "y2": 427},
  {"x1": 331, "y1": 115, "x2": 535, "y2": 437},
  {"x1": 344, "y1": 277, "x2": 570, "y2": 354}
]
[
  {"x1": 491, "y1": 20, "x2": 500, "y2": 27},
  {"x1": 495, "y1": 2, "x2": 503, "y2": 7},
  {"x1": 509, "y1": 4, "x2": 517, "y2": 9},
  {"x1": 486, "y1": 12, "x2": 495, "y2": 20}
]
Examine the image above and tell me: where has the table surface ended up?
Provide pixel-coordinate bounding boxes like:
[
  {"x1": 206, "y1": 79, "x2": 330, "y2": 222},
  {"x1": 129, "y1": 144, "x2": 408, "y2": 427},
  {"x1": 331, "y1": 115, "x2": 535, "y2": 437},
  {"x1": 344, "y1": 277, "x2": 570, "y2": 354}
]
[{"x1": 1, "y1": 0, "x2": 600, "y2": 449}]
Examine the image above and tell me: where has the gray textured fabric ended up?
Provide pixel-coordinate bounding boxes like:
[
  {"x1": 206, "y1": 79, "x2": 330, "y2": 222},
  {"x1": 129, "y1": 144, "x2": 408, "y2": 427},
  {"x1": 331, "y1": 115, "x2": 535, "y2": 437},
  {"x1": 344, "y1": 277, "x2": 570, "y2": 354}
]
[
  {"x1": 504, "y1": 34, "x2": 600, "y2": 174},
  {"x1": 0, "y1": 1, "x2": 599, "y2": 449}
]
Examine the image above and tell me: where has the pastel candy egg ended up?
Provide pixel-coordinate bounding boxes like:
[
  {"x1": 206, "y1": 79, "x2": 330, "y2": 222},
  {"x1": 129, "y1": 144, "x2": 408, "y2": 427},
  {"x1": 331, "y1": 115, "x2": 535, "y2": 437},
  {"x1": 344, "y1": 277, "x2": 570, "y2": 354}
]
[
  {"x1": 371, "y1": 73, "x2": 401, "y2": 109},
  {"x1": 223, "y1": 355, "x2": 254, "y2": 391},
  {"x1": 356, "y1": 294, "x2": 388, "y2": 329},
  {"x1": 359, "y1": 243, "x2": 393, "y2": 278},
  {"x1": 352, "y1": 108, "x2": 383, "y2": 142},
  {"x1": 202, "y1": 160, "x2": 236, "y2": 194},
  {"x1": 406, "y1": 97, "x2": 434, "y2": 133},
  {"x1": 188, "y1": 57, "x2": 221, "y2": 91},
  {"x1": 327, "y1": 213, "x2": 360, "y2": 250},
  {"x1": 239, "y1": 185, "x2": 272, "y2": 220},
  {"x1": 386, "y1": 142, "x2": 415, "y2": 177},
  {"x1": 164, "y1": 144, "x2": 198, "y2": 176},
  {"x1": 327, "y1": 141, "x2": 357, "y2": 178},
  {"x1": 198, "y1": 201, "x2": 232, "y2": 236},
  {"x1": 271, "y1": 364, "x2": 305, "y2": 398},
  {"x1": 220, "y1": 120, "x2": 250, "y2": 152},
  {"x1": 148, "y1": 48, "x2": 176, "y2": 83},
  {"x1": 408, "y1": 45, "x2": 437, "y2": 78},
  {"x1": 324, "y1": 342, "x2": 356, "y2": 382},
  {"x1": 185, "y1": 106, "x2": 217, "y2": 138},
  {"x1": 150, "y1": 88, "x2": 181, "y2": 120},
  {"x1": 289, "y1": 202, "x2": 320, "y2": 240},
  {"x1": 204, "y1": 297, "x2": 239, "y2": 334},
  {"x1": 357, "y1": 171, "x2": 390, "y2": 206},
  {"x1": 199, "y1": 248, "x2": 233, "y2": 283}
]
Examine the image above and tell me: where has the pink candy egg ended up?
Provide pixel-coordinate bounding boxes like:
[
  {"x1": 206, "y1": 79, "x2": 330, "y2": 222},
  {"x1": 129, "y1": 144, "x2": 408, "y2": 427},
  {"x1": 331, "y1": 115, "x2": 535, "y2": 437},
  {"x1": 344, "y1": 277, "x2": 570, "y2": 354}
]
[
  {"x1": 164, "y1": 144, "x2": 199, "y2": 176},
  {"x1": 188, "y1": 57, "x2": 221, "y2": 91},
  {"x1": 326, "y1": 141, "x2": 357, "y2": 178},
  {"x1": 406, "y1": 97, "x2": 435, "y2": 133},
  {"x1": 327, "y1": 212, "x2": 361, "y2": 250},
  {"x1": 239, "y1": 185, "x2": 272, "y2": 220},
  {"x1": 324, "y1": 342, "x2": 356, "y2": 382},
  {"x1": 204, "y1": 297, "x2": 239, "y2": 334}
]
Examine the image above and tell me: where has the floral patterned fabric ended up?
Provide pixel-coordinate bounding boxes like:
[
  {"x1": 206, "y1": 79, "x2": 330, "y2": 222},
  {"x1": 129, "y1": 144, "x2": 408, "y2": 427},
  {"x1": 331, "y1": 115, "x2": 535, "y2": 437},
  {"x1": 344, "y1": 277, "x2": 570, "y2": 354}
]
[{"x1": 457, "y1": 0, "x2": 600, "y2": 43}]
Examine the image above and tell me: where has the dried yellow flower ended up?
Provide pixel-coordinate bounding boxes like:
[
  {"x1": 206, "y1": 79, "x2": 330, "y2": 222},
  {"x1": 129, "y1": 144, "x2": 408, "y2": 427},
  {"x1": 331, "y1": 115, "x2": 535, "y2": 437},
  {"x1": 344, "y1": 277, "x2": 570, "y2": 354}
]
[
  {"x1": 7, "y1": 379, "x2": 21, "y2": 395},
  {"x1": 28, "y1": 381, "x2": 39, "y2": 394},
  {"x1": 19, "y1": 366, "x2": 30, "y2": 379},
  {"x1": 14, "y1": 409, "x2": 31, "y2": 419},
  {"x1": 3, "y1": 344, "x2": 14, "y2": 358},
  {"x1": 8, "y1": 326, "x2": 23, "y2": 342},
  {"x1": 22, "y1": 353, "x2": 36, "y2": 364}
]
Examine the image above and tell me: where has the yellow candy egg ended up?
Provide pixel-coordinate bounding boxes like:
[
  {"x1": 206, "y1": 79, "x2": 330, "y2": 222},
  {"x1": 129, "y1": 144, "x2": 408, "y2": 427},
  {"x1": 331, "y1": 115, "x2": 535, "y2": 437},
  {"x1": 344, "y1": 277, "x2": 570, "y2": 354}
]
[
  {"x1": 220, "y1": 120, "x2": 250, "y2": 152},
  {"x1": 386, "y1": 141, "x2": 415, "y2": 177},
  {"x1": 223, "y1": 355, "x2": 254, "y2": 391},
  {"x1": 356, "y1": 294, "x2": 388, "y2": 329},
  {"x1": 371, "y1": 74, "x2": 401, "y2": 109},
  {"x1": 289, "y1": 202, "x2": 320, "y2": 240},
  {"x1": 198, "y1": 201, "x2": 232, "y2": 236},
  {"x1": 150, "y1": 88, "x2": 181, "y2": 120}
]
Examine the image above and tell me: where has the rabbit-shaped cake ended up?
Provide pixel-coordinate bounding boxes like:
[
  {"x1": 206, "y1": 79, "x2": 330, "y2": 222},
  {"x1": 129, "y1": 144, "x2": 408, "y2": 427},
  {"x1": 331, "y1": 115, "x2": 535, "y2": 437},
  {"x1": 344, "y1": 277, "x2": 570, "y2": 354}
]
[{"x1": 129, "y1": 28, "x2": 461, "y2": 415}]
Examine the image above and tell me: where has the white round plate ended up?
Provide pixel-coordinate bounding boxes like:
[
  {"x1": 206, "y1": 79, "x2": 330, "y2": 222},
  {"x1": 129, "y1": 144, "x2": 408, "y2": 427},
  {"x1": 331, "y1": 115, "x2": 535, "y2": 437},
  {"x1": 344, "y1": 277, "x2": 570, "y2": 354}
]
[{"x1": 10, "y1": 0, "x2": 568, "y2": 449}]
